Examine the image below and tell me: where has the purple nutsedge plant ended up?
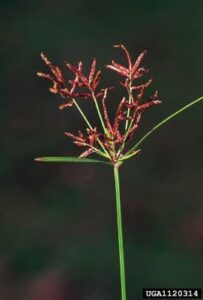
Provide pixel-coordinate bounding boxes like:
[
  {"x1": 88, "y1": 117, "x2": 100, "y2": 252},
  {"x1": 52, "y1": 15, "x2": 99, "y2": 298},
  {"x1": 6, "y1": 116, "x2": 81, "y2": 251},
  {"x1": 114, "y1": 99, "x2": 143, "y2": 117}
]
[{"x1": 35, "y1": 44, "x2": 203, "y2": 300}]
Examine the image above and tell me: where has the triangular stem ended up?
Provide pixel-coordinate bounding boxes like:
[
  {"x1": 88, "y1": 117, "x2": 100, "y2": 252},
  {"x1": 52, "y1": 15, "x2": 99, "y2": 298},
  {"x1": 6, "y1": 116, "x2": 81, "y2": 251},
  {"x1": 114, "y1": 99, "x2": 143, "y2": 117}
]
[{"x1": 114, "y1": 165, "x2": 127, "y2": 300}]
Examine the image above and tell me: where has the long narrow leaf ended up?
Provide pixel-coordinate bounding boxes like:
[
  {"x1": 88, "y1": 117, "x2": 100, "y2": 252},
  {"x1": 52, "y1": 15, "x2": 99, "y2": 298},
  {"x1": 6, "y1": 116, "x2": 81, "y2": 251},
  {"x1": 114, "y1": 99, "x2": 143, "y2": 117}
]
[
  {"x1": 35, "y1": 156, "x2": 110, "y2": 165},
  {"x1": 127, "y1": 95, "x2": 203, "y2": 155}
]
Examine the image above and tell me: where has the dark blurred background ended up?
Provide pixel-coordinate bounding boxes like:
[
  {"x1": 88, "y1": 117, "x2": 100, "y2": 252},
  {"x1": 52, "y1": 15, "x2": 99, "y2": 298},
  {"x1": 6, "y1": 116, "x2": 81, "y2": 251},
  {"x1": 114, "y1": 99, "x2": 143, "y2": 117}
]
[{"x1": 1, "y1": 0, "x2": 203, "y2": 299}]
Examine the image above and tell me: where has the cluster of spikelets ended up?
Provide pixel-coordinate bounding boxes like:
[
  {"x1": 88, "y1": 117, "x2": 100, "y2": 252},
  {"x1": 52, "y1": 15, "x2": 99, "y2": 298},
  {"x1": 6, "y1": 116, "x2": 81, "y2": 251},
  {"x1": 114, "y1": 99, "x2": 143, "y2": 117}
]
[{"x1": 37, "y1": 44, "x2": 161, "y2": 164}]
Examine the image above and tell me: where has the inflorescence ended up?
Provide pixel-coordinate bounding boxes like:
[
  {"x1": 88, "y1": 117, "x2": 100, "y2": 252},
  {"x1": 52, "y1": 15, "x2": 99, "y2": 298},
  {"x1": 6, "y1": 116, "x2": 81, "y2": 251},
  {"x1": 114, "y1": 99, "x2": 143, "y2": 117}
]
[{"x1": 37, "y1": 44, "x2": 161, "y2": 164}]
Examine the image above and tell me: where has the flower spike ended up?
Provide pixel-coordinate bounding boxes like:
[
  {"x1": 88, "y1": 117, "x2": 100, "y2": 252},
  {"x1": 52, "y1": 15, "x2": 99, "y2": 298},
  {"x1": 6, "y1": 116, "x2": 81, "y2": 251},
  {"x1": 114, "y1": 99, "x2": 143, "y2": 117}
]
[
  {"x1": 131, "y1": 50, "x2": 147, "y2": 78},
  {"x1": 89, "y1": 58, "x2": 97, "y2": 84},
  {"x1": 114, "y1": 44, "x2": 132, "y2": 69}
]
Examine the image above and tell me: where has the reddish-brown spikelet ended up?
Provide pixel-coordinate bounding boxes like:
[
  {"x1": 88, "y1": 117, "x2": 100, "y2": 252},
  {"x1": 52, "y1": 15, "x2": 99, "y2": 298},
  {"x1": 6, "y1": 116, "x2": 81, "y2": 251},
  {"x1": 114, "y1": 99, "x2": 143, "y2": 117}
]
[
  {"x1": 106, "y1": 61, "x2": 129, "y2": 77},
  {"x1": 114, "y1": 44, "x2": 132, "y2": 69},
  {"x1": 70, "y1": 61, "x2": 83, "y2": 93},
  {"x1": 91, "y1": 70, "x2": 101, "y2": 91},
  {"x1": 113, "y1": 97, "x2": 126, "y2": 133},
  {"x1": 40, "y1": 53, "x2": 65, "y2": 84},
  {"x1": 66, "y1": 62, "x2": 89, "y2": 87},
  {"x1": 131, "y1": 50, "x2": 147, "y2": 78},
  {"x1": 106, "y1": 45, "x2": 148, "y2": 81},
  {"x1": 89, "y1": 58, "x2": 96, "y2": 84},
  {"x1": 102, "y1": 89, "x2": 113, "y2": 135}
]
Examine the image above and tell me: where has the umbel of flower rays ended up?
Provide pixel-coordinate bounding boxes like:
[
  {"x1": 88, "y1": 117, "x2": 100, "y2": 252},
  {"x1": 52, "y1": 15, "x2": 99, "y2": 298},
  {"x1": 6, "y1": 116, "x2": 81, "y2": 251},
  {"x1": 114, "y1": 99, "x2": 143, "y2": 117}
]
[
  {"x1": 36, "y1": 44, "x2": 203, "y2": 165},
  {"x1": 36, "y1": 44, "x2": 203, "y2": 300},
  {"x1": 36, "y1": 44, "x2": 203, "y2": 166},
  {"x1": 37, "y1": 44, "x2": 164, "y2": 163}
]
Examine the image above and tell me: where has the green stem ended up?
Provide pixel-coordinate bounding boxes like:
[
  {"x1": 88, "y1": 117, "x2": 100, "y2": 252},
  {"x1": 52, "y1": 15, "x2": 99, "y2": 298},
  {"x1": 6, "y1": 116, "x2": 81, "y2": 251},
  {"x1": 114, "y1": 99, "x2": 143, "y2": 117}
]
[
  {"x1": 125, "y1": 95, "x2": 203, "y2": 157},
  {"x1": 116, "y1": 84, "x2": 133, "y2": 157},
  {"x1": 114, "y1": 165, "x2": 127, "y2": 300},
  {"x1": 125, "y1": 84, "x2": 133, "y2": 131},
  {"x1": 117, "y1": 117, "x2": 134, "y2": 158},
  {"x1": 72, "y1": 98, "x2": 110, "y2": 159},
  {"x1": 73, "y1": 98, "x2": 93, "y2": 129},
  {"x1": 92, "y1": 92, "x2": 108, "y2": 134}
]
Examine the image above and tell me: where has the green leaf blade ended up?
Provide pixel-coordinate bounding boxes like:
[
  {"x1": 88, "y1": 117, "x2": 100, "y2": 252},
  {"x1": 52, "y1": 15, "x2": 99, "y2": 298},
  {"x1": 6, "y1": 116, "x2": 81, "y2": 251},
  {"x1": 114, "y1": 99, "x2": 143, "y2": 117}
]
[
  {"x1": 35, "y1": 156, "x2": 110, "y2": 165},
  {"x1": 127, "y1": 95, "x2": 203, "y2": 154}
]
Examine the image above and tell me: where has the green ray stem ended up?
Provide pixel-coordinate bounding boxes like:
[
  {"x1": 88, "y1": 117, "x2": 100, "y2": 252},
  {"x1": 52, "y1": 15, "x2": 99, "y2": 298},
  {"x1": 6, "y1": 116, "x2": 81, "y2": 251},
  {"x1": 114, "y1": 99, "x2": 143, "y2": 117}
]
[
  {"x1": 114, "y1": 165, "x2": 127, "y2": 300},
  {"x1": 72, "y1": 98, "x2": 110, "y2": 159},
  {"x1": 92, "y1": 92, "x2": 108, "y2": 135}
]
